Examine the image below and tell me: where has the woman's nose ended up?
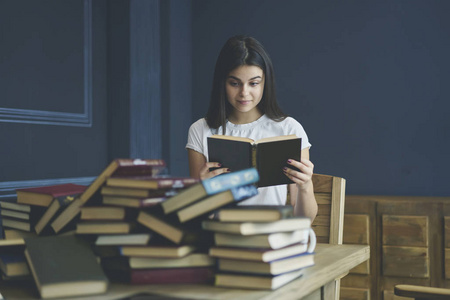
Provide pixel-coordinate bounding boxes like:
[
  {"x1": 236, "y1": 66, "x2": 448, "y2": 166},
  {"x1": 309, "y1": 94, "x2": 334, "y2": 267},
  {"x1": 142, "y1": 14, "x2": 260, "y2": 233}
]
[{"x1": 240, "y1": 85, "x2": 249, "y2": 96}]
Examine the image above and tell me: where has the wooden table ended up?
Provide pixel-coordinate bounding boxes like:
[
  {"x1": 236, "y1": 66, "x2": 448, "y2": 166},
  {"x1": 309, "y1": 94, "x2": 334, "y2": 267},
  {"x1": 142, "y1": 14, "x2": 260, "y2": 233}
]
[{"x1": 0, "y1": 244, "x2": 369, "y2": 300}]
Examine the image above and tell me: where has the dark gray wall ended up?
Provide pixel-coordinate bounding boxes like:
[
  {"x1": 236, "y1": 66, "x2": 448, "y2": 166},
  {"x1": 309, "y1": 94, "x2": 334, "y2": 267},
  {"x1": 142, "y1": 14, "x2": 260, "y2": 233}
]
[{"x1": 191, "y1": 0, "x2": 450, "y2": 196}]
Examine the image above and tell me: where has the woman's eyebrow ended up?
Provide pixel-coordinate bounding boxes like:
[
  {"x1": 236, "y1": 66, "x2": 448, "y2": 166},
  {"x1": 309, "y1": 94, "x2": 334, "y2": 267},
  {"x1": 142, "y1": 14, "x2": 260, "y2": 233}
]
[{"x1": 227, "y1": 75, "x2": 262, "y2": 81}]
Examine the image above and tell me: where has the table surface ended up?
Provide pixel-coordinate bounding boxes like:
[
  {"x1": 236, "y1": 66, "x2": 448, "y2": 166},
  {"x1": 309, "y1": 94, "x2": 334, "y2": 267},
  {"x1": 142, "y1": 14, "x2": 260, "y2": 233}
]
[{"x1": 0, "y1": 243, "x2": 370, "y2": 300}]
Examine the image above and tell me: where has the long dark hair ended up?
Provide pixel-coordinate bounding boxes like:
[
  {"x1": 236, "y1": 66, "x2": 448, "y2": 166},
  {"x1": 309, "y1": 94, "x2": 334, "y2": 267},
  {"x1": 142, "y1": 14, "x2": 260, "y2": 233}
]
[{"x1": 205, "y1": 35, "x2": 287, "y2": 134}]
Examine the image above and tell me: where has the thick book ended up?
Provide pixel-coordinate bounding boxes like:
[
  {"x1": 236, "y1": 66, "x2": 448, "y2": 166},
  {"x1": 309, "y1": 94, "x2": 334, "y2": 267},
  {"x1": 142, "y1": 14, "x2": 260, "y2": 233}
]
[
  {"x1": 217, "y1": 252, "x2": 315, "y2": 275},
  {"x1": 95, "y1": 233, "x2": 152, "y2": 246},
  {"x1": 105, "y1": 267, "x2": 215, "y2": 285},
  {"x1": 3, "y1": 229, "x2": 37, "y2": 240},
  {"x1": 119, "y1": 244, "x2": 196, "y2": 258},
  {"x1": 160, "y1": 168, "x2": 259, "y2": 215},
  {"x1": 105, "y1": 176, "x2": 199, "y2": 190},
  {"x1": 202, "y1": 217, "x2": 311, "y2": 235},
  {"x1": 24, "y1": 235, "x2": 108, "y2": 299},
  {"x1": 1, "y1": 216, "x2": 32, "y2": 232},
  {"x1": 215, "y1": 268, "x2": 304, "y2": 290},
  {"x1": 209, "y1": 243, "x2": 309, "y2": 262},
  {"x1": 51, "y1": 158, "x2": 166, "y2": 234},
  {"x1": 76, "y1": 221, "x2": 133, "y2": 235},
  {"x1": 16, "y1": 183, "x2": 87, "y2": 207},
  {"x1": 34, "y1": 194, "x2": 79, "y2": 235},
  {"x1": 208, "y1": 134, "x2": 301, "y2": 187},
  {"x1": 80, "y1": 206, "x2": 135, "y2": 221},
  {"x1": 100, "y1": 186, "x2": 178, "y2": 198},
  {"x1": 216, "y1": 205, "x2": 294, "y2": 222},
  {"x1": 101, "y1": 253, "x2": 215, "y2": 270},
  {"x1": 102, "y1": 195, "x2": 167, "y2": 208},
  {"x1": 214, "y1": 229, "x2": 311, "y2": 249},
  {"x1": 0, "y1": 200, "x2": 31, "y2": 213},
  {"x1": 136, "y1": 211, "x2": 202, "y2": 245},
  {"x1": 176, "y1": 184, "x2": 258, "y2": 223}
]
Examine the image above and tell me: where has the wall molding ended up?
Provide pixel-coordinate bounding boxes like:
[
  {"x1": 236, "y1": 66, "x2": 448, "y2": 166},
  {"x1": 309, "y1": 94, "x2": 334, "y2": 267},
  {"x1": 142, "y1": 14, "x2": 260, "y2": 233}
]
[
  {"x1": 0, "y1": 0, "x2": 93, "y2": 127},
  {"x1": 0, "y1": 176, "x2": 96, "y2": 199}
]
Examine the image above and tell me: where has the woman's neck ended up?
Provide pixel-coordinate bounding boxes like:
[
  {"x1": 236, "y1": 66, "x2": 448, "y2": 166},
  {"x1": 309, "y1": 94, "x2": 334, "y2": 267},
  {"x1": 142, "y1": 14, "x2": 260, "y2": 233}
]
[{"x1": 228, "y1": 109, "x2": 263, "y2": 125}]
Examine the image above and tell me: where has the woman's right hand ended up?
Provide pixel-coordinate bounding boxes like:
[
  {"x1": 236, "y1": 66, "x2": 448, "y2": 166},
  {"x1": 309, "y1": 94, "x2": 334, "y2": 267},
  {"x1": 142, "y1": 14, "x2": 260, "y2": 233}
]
[{"x1": 199, "y1": 162, "x2": 230, "y2": 180}]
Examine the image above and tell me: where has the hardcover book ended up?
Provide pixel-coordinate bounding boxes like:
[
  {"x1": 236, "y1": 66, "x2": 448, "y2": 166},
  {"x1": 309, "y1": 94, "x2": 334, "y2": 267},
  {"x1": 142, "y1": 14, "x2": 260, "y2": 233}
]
[
  {"x1": 209, "y1": 243, "x2": 309, "y2": 262},
  {"x1": 214, "y1": 229, "x2": 311, "y2": 249},
  {"x1": 217, "y1": 252, "x2": 315, "y2": 275},
  {"x1": 208, "y1": 134, "x2": 301, "y2": 187},
  {"x1": 216, "y1": 205, "x2": 294, "y2": 222},
  {"x1": 0, "y1": 201, "x2": 31, "y2": 213},
  {"x1": 24, "y1": 235, "x2": 108, "y2": 299},
  {"x1": 202, "y1": 217, "x2": 311, "y2": 235},
  {"x1": 76, "y1": 221, "x2": 133, "y2": 235},
  {"x1": 95, "y1": 233, "x2": 152, "y2": 246},
  {"x1": 176, "y1": 184, "x2": 258, "y2": 223},
  {"x1": 51, "y1": 158, "x2": 166, "y2": 234},
  {"x1": 16, "y1": 183, "x2": 87, "y2": 207},
  {"x1": 100, "y1": 186, "x2": 178, "y2": 198},
  {"x1": 102, "y1": 195, "x2": 168, "y2": 208},
  {"x1": 105, "y1": 176, "x2": 199, "y2": 190},
  {"x1": 136, "y1": 211, "x2": 202, "y2": 245},
  {"x1": 160, "y1": 168, "x2": 259, "y2": 215},
  {"x1": 34, "y1": 194, "x2": 79, "y2": 235},
  {"x1": 215, "y1": 268, "x2": 304, "y2": 290}
]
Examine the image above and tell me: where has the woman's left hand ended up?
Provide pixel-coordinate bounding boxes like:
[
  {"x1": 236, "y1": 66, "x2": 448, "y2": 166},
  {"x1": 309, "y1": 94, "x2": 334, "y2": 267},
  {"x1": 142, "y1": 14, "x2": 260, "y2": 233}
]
[{"x1": 283, "y1": 158, "x2": 314, "y2": 191}]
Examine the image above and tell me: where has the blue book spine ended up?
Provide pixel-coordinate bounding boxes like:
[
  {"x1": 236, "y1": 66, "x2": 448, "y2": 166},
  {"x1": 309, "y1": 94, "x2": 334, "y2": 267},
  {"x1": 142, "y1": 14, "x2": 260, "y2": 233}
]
[
  {"x1": 230, "y1": 185, "x2": 259, "y2": 201},
  {"x1": 202, "y1": 168, "x2": 259, "y2": 195}
]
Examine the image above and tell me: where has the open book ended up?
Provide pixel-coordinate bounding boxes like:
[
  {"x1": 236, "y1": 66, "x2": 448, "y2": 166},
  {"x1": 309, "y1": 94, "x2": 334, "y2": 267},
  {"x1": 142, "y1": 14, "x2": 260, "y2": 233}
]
[{"x1": 207, "y1": 134, "x2": 301, "y2": 187}]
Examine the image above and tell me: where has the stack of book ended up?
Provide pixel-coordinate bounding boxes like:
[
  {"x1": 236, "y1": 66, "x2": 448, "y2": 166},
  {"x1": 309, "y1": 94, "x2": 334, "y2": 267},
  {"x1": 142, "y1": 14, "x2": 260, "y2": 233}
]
[
  {"x1": 202, "y1": 205, "x2": 317, "y2": 290},
  {"x1": 96, "y1": 167, "x2": 260, "y2": 285}
]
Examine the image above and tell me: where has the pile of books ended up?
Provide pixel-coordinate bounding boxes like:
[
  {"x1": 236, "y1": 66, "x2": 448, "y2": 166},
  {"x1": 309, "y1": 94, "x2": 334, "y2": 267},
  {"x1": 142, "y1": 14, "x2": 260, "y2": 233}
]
[
  {"x1": 204, "y1": 205, "x2": 316, "y2": 290},
  {"x1": 0, "y1": 158, "x2": 270, "y2": 298},
  {"x1": 0, "y1": 157, "x2": 317, "y2": 297}
]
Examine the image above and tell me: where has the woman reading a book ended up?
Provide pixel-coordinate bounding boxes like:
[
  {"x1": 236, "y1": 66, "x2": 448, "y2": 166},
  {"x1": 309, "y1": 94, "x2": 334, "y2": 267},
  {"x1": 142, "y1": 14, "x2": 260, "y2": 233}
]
[{"x1": 186, "y1": 35, "x2": 317, "y2": 221}]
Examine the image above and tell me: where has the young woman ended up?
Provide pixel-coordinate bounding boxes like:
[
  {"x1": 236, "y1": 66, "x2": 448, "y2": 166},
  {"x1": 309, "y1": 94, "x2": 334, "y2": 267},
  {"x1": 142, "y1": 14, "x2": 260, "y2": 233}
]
[{"x1": 186, "y1": 35, "x2": 317, "y2": 221}]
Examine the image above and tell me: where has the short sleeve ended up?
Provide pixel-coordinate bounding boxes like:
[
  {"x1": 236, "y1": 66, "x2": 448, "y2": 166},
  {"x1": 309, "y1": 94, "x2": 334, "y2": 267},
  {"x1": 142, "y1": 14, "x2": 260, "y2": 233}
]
[
  {"x1": 186, "y1": 118, "x2": 208, "y2": 156},
  {"x1": 284, "y1": 117, "x2": 312, "y2": 150}
]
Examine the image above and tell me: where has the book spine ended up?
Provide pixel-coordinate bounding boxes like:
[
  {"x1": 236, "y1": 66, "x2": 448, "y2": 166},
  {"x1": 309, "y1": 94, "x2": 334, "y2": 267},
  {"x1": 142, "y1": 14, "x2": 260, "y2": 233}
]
[{"x1": 201, "y1": 168, "x2": 259, "y2": 195}]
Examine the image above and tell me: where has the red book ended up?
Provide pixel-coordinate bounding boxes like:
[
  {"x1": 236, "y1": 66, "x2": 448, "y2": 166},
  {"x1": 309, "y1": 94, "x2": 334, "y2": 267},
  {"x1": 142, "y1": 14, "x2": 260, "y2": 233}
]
[
  {"x1": 106, "y1": 267, "x2": 215, "y2": 284},
  {"x1": 16, "y1": 183, "x2": 87, "y2": 207}
]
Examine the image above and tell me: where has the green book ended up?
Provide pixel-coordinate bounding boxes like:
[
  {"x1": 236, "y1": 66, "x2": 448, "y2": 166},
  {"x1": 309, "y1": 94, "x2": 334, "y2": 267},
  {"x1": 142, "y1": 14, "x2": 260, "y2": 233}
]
[{"x1": 24, "y1": 235, "x2": 108, "y2": 299}]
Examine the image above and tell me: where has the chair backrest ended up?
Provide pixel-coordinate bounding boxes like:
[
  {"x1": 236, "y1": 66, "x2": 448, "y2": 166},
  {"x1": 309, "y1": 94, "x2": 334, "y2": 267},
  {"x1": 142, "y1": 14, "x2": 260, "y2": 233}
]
[{"x1": 311, "y1": 174, "x2": 346, "y2": 245}]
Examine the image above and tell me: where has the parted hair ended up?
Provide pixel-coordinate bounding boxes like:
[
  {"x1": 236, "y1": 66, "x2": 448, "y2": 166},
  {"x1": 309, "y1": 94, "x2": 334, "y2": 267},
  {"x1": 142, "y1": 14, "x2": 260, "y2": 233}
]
[{"x1": 205, "y1": 35, "x2": 287, "y2": 133}]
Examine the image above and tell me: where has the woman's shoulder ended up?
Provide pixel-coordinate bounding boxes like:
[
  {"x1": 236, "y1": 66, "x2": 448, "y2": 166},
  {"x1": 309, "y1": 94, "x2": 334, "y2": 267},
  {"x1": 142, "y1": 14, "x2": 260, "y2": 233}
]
[{"x1": 189, "y1": 118, "x2": 208, "y2": 131}]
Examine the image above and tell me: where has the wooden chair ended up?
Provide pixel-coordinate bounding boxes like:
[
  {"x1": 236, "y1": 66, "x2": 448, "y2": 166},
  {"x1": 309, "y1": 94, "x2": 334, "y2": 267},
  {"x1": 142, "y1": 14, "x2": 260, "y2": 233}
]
[
  {"x1": 311, "y1": 173, "x2": 347, "y2": 299},
  {"x1": 394, "y1": 284, "x2": 450, "y2": 300}
]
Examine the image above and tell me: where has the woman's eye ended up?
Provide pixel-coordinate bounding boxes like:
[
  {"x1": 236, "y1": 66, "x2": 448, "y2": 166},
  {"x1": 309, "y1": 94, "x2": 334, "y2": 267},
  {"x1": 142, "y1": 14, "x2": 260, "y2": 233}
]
[
  {"x1": 229, "y1": 82, "x2": 239, "y2": 87},
  {"x1": 250, "y1": 81, "x2": 260, "y2": 86}
]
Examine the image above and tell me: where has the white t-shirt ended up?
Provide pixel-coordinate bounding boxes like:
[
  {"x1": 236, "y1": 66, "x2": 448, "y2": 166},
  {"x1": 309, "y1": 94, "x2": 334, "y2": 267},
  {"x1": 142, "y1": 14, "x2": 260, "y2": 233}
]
[{"x1": 186, "y1": 114, "x2": 311, "y2": 206}]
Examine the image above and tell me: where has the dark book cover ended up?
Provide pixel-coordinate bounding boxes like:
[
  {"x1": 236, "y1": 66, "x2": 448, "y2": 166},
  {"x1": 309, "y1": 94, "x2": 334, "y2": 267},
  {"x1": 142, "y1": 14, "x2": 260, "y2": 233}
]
[
  {"x1": 208, "y1": 135, "x2": 301, "y2": 187},
  {"x1": 24, "y1": 235, "x2": 108, "y2": 299}
]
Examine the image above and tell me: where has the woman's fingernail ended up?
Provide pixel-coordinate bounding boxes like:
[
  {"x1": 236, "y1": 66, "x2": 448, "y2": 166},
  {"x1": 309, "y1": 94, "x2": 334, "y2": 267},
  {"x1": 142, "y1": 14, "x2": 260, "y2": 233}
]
[
  {"x1": 283, "y1": 167, "x2": 288, "y2": 171},
  {"x1": 287, "y1": 159, "x2": 292, "y2": 163},
  {"x1": 218, "y1": 163, "x2": 221, "y2": 167},
  {"x1": 227, "y1": 168, "x2": 231, "y2": 172}
]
